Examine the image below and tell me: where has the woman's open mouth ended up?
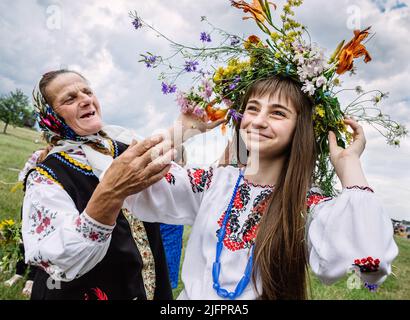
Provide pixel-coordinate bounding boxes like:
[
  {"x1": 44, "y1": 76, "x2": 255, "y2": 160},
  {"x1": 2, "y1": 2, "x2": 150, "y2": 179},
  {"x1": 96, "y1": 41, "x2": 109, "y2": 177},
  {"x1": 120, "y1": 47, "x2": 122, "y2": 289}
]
[{"x1": 80, "y1": 111, "x2": 96, "y2": 119}]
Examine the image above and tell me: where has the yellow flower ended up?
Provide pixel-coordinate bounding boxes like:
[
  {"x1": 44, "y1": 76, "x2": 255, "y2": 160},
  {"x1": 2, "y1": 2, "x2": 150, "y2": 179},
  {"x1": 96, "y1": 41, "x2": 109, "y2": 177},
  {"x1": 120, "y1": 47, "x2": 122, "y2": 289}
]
[
  {"x1": 213, "y1": 67, "x2": 225, "y2": 84},
  {"x1": 0, "y1": 219, "x2": 15, "y2": 231},
  {"x1": 336, "y1": 119, "x2": 349, "y2": 133},
  {"x1": 315, "y1": 105, "x2": 325, "y2": 118},
  {"x1": 314, "y1": 123, "x2": 325, "y2": 137},
  {"x1": 270, "y1": 32, "x2": 280, "y2": 41},
  {"x1": 345, "y1": 131, "x2": 353, "y2": 144},
  {"x1": 333, "y1": 78, "x2": 341, "y2": 86}
]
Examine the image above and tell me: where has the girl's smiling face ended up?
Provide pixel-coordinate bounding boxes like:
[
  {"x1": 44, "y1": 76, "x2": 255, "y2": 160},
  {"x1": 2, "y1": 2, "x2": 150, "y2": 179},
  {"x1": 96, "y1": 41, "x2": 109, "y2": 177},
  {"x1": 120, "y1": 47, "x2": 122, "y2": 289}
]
[{"x1": 240, "y1": 92, "x2": 298, "y2": 159}]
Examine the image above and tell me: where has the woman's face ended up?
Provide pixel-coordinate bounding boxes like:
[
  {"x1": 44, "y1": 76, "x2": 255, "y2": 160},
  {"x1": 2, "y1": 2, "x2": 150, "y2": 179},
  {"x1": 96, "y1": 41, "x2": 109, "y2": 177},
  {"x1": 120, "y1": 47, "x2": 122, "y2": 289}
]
[
  {"x1": 240, "y1": 93, "x2": 297, "y2": 159},
  {"x1": 46, "y1": 73, "x2": 103, "y2": 136}
]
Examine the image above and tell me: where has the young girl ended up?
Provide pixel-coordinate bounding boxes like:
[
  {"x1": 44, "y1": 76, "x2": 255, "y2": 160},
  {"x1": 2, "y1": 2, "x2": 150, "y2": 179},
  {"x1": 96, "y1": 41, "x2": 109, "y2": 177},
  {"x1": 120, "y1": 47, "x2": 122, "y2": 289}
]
[{"x1": 117, "y1": 76, "x2": 397, "y2": 300}]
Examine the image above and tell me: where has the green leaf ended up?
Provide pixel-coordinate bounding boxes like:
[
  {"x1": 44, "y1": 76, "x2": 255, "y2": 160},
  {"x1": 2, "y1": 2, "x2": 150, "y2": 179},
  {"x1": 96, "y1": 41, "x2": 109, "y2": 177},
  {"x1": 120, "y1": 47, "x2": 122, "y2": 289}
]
[{"x1": 263, "y1": 0, "x2": 273, "y2": 21}]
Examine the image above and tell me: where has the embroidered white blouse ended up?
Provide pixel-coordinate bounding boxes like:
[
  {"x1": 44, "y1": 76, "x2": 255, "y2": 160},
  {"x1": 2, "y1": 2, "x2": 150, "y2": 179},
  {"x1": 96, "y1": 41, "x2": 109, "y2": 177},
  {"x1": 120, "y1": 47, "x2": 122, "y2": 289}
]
[
  {"x1": 22, "y1": 143, "x2": 117, "y2": 281},
  {"x1": 22, "y1": 142, "x2": 398, "y2": 299},
  {"x1": 123, "y1": 162, "x2": 398, "y2": 300}
]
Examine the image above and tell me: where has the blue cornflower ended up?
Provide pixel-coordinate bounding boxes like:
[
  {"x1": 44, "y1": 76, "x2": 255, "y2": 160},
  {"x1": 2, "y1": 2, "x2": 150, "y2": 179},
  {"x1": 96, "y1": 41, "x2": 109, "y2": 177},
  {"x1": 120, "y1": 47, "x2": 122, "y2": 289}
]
[
  {"x1": 184, "y1": 60, "x2": 199, "y2": 72},
  {"x1": 200, "y1": 32, "x2": 211, "y2": 43},
  {"x1": 168, "y1": 84, "x2": 177, "y2": 94},
  {"x1": 230, "y1": 36, "x2": 241, "y2": 46},
  {"x1": 161, "y1": 82, "x2": 177, "y2": 95},
  {"x1": 364, "y1": 282, "x2": 378, "y2": 292},
  {"x1": 141, "y1": 54, "x2": 158, "y2": 68},
  {"x1": 229, "y1": 83, "x2": 237, "y2": 90},
  {"x1": 132, "y1": 17, "x2": 143, "y2": 30},
  {"x1": 228, "y1": 109, "x2": 243, "y2": 122},
  {"x1": 228, "y1": 75, "x2": 241, "y2": 90}
]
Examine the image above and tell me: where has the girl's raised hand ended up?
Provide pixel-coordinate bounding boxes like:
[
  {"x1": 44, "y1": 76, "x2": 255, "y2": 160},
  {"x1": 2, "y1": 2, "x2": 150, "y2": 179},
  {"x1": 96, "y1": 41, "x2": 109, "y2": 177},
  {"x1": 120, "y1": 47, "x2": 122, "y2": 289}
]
[
  {"x1": 328, "y1": 117, "x2": 369, "y2": 187},
  {"x1": 328, "y1": 117, "x2": 366, "y2": 166}
]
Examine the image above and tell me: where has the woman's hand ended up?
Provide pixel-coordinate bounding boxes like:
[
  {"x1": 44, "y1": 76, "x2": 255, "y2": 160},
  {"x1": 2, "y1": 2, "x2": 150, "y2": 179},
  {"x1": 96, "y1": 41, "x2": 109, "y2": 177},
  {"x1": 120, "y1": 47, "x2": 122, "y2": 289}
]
[
  {"x1": 328, "y1": 117, "x2": 370, "y2": 188},
  {"x1": 168, "y1": 112, "x2": 227, "y2": 148},
  {"x1": 179, "y1": 112, "x2": 226, "y2": 135},
  {"x1": 86, "y1": 135, "x2": 176, "y2": 225}
]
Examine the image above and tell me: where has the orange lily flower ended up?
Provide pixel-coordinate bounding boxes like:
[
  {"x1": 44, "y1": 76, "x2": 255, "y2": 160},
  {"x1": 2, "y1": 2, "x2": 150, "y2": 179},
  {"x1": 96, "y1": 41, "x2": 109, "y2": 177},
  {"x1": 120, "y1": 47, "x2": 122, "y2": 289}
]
[
  {"x1": 248, "y1": 35, "x2": 261, "y2": 44},
  {"x1": 206, "y1": 104, "x2": 228, "y2": 122},
  {"x1": 231, "y1": 0, "x2": 276, "y2": 23},
  {"x1": 336, "y1": 27, "x2": 372, "y2": 75},
  {"x1": 244, "y1": 35, "x2": 262, "y2": 49}
]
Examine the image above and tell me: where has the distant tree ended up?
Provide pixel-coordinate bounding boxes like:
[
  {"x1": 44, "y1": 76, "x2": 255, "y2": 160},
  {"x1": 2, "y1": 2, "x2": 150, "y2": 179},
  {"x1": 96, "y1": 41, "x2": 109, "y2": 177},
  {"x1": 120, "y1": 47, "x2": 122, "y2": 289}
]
[
  {"x1": 0, "y1": 89, "x2": 33, "y2": 134},
  {"x1": 22, "y1": 107, "x2": 37, "y2": 128}
]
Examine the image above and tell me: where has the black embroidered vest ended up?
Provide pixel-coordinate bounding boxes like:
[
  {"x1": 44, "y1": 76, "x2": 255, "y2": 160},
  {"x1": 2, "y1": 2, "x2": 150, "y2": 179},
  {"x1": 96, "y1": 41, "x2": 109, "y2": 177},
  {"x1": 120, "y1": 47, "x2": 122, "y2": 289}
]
[{"x1": 27, "y1": 140, "x2": 172, "y2": 300}]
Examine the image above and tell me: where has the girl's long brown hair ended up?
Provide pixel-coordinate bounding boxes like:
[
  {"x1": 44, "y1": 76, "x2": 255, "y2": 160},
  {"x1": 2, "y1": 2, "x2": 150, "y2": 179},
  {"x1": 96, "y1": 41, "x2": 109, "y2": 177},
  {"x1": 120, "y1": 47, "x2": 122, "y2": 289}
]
[{"x1": 235, "y1": 76, "x2": 316, "y2": 299}]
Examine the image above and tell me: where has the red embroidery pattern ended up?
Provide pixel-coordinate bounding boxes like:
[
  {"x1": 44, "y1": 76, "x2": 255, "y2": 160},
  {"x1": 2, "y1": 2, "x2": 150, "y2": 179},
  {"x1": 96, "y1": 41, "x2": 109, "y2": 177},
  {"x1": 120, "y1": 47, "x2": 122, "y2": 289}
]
[
  {"x1": 217, "y1": 184, "x2": 273, "y2": 251},
  {"x1": 165, "y1": 172, "x2": 176, "y2": 185},
  {"x1": 30, "y1": 253, "x2": 67, "y2": 280},
  {"x1": 29, "y1": 203, "x2": 57, "y2": 241},
  {"x1": 84, "y1": 287, "x2": 108, "y2": 300},
  {"x1": 240, "y1": 189, "x2": 272, "y2": 246},
  {"x1": 75, "y1": 214, "x2": 113, "y2": 243},
  {"x1": 306, "y1": 192, "x2": 332, "y2": 209},
  {"x1": 188, "y1": 167, "x2": 213, "y2": 193},
  {"x1": 353, "y1": 256, "x2": 380, "y2": 273},
  {"x1": 26, "y1": 170, "x2": 55, "y2": 190}
]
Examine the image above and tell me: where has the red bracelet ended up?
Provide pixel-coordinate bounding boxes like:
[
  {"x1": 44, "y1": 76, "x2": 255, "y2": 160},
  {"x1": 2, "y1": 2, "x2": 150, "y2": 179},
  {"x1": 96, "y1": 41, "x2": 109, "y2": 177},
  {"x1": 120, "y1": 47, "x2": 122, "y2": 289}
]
[{"x1": 346, "y1": 185, "x2": 374, "y2": 193}]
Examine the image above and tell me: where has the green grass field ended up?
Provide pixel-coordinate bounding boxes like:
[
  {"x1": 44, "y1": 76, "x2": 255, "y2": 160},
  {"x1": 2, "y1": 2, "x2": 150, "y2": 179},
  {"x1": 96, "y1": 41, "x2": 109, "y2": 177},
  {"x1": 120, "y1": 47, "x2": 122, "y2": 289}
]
[{"x1": 0, "y1": 122, "x2": 409, "y2": 300}]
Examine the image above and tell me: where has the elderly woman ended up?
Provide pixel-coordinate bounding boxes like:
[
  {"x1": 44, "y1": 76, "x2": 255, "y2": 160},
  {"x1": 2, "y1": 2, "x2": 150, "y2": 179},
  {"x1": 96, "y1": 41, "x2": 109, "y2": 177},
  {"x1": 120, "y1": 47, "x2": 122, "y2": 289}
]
[{"x1": 22, "y1": 69, "x2": 176, "y2": 300}]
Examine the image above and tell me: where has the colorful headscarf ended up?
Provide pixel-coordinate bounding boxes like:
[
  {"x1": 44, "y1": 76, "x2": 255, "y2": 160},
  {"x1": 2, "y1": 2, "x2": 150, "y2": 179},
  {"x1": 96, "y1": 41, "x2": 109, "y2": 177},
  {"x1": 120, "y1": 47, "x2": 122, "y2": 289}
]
[
  {"x1": 32, "y1": 79, "x2": 120, "y2": 178},
  {"x1": 32, "y1": 84, "x2": 90, "y2": 143}
]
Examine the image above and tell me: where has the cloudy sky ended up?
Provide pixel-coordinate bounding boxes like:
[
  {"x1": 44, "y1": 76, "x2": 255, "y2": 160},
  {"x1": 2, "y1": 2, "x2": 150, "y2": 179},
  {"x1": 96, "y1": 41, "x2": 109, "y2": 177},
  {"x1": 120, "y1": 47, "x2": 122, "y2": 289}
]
[{"x1": 0, "y1": 0, "x2": 409, "y2": 220}]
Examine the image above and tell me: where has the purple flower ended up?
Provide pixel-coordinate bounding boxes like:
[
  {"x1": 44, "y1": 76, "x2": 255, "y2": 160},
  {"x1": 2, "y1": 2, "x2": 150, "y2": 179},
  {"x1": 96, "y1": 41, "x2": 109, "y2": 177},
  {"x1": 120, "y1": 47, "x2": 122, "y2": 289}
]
[
  {"x1": 184, "y1": 60, "x2": 199, "y2": 72},
  {"x1": 132, "y1": 17, "x2": 143, "y2": 30},
  {"x1": 200, "y1": 32, "x2": 211, "y2": 43},
  {"x1": 230, "y1": 36, "x2": 241, "y2": 46},
  {"x1": 141, "y1": 54, "x2": 158, "y2": 68},
  {"x1": 176, "y1": 91, "x2": 190, "y2": 113},
  {"x1": 161, "y1": 82, "x2": 168, "y2": 94},
  {"x1": 161, "y1": 82, "x2": 177, "y2": 95},
  {"x1": 228, "y1": 75, "x2": 241, "y2": 90},
  {"x1": 169, "y1": 85, "x2": 177, "y2": 94},
  {"x1": 228, "y1": 109, "x2": 243, "y2": 122},
  {"x1": 193, "y1": 106, "x2": 205, "y2": 118},
  {"x1": 364, "y1": 282, "x2": 378, "y2": 292},
  {"x1": 200, "y1": 78, "x2": 213, "y2": 99},
  {"x1": 222, "y1": 98, "x2": 234, "y2": 108},
  {"x1": 229, "y1": 83, "x2": 237, "y2": 90}
]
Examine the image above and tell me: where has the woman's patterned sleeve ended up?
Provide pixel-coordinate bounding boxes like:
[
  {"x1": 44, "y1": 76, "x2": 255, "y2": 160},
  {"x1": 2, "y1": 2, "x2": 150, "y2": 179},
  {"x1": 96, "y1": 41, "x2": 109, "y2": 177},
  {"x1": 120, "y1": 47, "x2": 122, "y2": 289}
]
[
  {"x1": 124, "y1": 162, "x2": 214, "y2": 226},
  {"x1": 22, "y1": 169, "x2": 115, "y2": 282}
]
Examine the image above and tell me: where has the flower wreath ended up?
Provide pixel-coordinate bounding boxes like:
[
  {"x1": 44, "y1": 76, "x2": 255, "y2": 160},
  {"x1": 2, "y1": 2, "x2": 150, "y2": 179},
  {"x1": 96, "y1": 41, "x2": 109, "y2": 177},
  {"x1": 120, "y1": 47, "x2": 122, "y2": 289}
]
[{"x1": 130, "y1": 0, "x2": 407, "y2": 195}]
